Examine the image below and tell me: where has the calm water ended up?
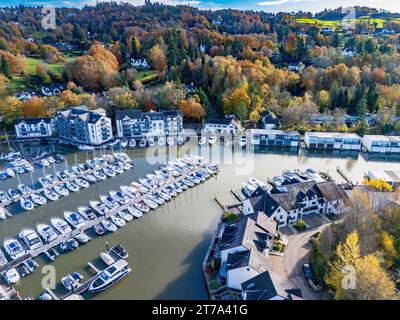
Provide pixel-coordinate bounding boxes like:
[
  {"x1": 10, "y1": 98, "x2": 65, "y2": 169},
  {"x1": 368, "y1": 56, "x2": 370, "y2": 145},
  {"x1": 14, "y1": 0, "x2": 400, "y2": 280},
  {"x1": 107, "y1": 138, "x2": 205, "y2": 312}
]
[{"x1": 1, "y1": 141, "x2": 400, "y2": 299}]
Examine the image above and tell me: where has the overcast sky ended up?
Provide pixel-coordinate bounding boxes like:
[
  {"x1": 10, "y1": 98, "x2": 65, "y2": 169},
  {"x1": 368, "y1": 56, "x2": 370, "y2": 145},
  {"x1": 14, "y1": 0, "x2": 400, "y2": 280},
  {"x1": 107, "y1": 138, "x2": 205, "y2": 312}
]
[{"x1": 0, "y1": 0, "x2": 399, "y2": 14}]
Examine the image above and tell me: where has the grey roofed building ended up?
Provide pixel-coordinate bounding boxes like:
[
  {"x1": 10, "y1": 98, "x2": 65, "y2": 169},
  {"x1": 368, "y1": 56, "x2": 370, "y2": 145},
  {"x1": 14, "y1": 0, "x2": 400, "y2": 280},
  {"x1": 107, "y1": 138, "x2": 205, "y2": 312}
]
[
  {"x1": 226, "y1": 247, "x2": 271, "y2": 273},
  {"x1": 218, "y1": 212, "x2": 277, "y2": 252},
  {"x1": 241, "y1": 271, "x2": 303, "y2": 300},
  {"x1": 261, "y1": 110, "x2": 280, "y2": 129}
]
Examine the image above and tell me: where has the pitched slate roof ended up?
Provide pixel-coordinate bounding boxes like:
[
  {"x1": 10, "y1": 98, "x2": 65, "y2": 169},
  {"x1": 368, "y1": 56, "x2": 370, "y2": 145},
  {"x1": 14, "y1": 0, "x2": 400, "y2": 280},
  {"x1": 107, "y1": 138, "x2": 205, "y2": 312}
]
[
  {"x1": 15, "y1": 118, "x2": 51, "y2": 125},
  {"x1": 249, "y1": 181, "x2": 347, "y2": 214},
  {"x1": 241, "y1": 271, "x2": 279, "y2": 300},
  {"x1": 207, "y1": 118, "x2": 233, "y2": 125},
  {"x1": 115, "y1": 110, "x2": 142, "y2": 120},
  {"x1": 226, "y1": 248, "x2": 270, "y2": 273}
]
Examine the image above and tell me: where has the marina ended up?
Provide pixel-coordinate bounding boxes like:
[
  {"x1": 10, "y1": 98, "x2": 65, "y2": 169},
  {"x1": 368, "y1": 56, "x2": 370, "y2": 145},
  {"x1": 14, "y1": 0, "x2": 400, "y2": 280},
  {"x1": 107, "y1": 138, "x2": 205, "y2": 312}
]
[
  {"x1": 0, "y1": 152, "x2": 218, "y2": 298},
  {"x1": 1, "y1": 142, "x2": 400, "y2": 299}
]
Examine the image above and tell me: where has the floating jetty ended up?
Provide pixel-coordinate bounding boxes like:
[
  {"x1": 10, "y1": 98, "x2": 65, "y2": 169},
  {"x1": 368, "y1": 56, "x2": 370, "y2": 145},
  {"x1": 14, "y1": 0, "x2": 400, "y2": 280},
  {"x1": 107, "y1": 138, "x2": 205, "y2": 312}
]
[
  {"x1": 0, "y1": 156, "x2": 218, "y2": 289},
  {"x1": 0, "y1": 153, "x2": 134, "y2": 217}
]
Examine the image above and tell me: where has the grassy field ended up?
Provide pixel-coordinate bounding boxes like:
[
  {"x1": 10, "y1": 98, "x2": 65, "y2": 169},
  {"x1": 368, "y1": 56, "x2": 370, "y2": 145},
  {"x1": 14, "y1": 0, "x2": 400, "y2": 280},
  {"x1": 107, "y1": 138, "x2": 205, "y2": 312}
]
[
  {"x1": 138, "y1": 70, "x2": 159, "y2": 83},
  {"x1": 295, "y1": 17, "x2": 397, "y2": 29}
]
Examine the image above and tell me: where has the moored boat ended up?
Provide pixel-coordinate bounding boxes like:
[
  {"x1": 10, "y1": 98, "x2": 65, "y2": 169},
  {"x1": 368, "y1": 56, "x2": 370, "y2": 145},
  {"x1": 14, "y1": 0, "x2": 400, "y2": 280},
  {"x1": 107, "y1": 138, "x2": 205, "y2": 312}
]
[
  {"x1": 51, "y1": 217, "x2": 72, "y2": 235},
  {"x1": 88, "y1": 259, "x2": 131, "y2": 293},
  {"x1": 19, "y1": 228, "x2": 43, "y2": 250}
]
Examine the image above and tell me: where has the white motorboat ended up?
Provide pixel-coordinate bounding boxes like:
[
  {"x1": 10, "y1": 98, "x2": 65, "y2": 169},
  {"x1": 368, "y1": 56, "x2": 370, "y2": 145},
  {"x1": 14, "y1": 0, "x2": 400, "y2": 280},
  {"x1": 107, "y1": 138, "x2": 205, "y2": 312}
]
[
  {"x1": 122, "y1": 162, "x2": 133, "y2": 171},
  {"x1": 120, "y1": 139, "x2": 128, "y2": 148},
  {"x1": 51, "y1": 217, "x2": 72, "y2": 235},
  {"x1": 19, "y1": 228, "x2": 43, "y2": 250},
  {"x1": 75, "y1": 178, "x2": 89, "y2": 189},
  {"x1": 54, "y1": 185, "x2": 69, "y2": 197},
  {"x1": 134, "y1": 201, "x2": 150, "y2": 213},
  {"x1": 176, "y1": 180, "x2": 188, "y2": 190},
  {"x1": 182, "y1": 178, "x2": 194, "y2": 187},
  {"x1": 8, "y1": 188, "x2": 21, "y2": 201},
  {"x1": 0, "y1": 207, "x2": 6, "y2": 220},
  {"x1": 163, "y1": 185, "x2": 177, "y2": 197},
  {"x1": 100, "y1": 252, "x2": 115, "y2": 266},
  {"x1": 128, "y1": 139, "x2": 136, "y2": 148},
  {"x1": 4, "y1": 238, "x2": 26, "y2": 260},
  {"x1": 5, "y1": 168, "x2": 16, "y2": 177},
  {"x1": 64, "y1": 211, "x2": 86, "y2": 229},
  {"x1": 148, "y1": 137, "x2": 155, "y2": 147},
  {"x1": 78, "y1": 206, "x2": 97, "y2": 220},
  {"x1": 56, "y1": 171, "x2": 68, "y2": 181},
  {"x1": 94, "y1": 224, "x2": 106, "y2": 235},
  {"x1": 139, "y1": 138, "x2": 146, "y2": 148},
  {"x1": 177, "y1": 136, "x2": 184, "y2": 145},
  {"x1": 131, "y1": 181, "x2": 149, "y2": 193},
  {"x1": 118, "y1": 210, "x2": 133, "y2": 222},
  {"x1": 75, "y1": 233, "x2": 91, "y2": 244},
  {"x1": 5, "y1": 268, "x2": 21, "y2": 284},
  {"x1": 84, "y1": 174, "x2": 97, "y2": 183},
  {"x1": 305, "y1": 168, "x2": 325, "y2": 183},
  {"x1": 110, "y1": 215, "x2": 126, "y2": 227},
  {"x1": 139, "y1": 178, "x2": 157, "y2": 190},
  {"x1": 43, "y1": 188, "x2": 59, "y2": 201},
  {"x1": 111, "y1": 164, "x2": 124, "y2": 175},
  {"x1": 0, "y1": 191, "x2": 11, "y2": 205},
  {"x1": 0, "y1": 247, "x2": 8, "y2": 266},
  {"x1": 186, "y1": 174, "x2": 200, "y2": 185},
  {"x1": 37, "y1": 223, "x2": 58, "y2": 243},
  {"x1": 65, "y1": 181, "x2": 80, "y2": 192},
  {"x1": 88, "y1": 259, "x2": 131, "y2": 293},
  {"x1": 156, "y1": 191, "x2": 171, "y2": 201},
  {"x1": 100, "y1": 195, "x2": 120, "y2": 210},
  {"x1": 282, "y1": 170, "x2": 298, "y2": 182},
  {"x1": 93, "y1": 170, "x2": 107, "y2": 181},
  {"x1": 158, "y1": 137, "x2": 165, "y2": 146},
  {"x1": 149, "y1": 193, "x2": 164, "y2": 205},
  {"x1": 47, "y1": 156, "x2": 56, "y2": 164},
  {"x1": 38, "y1": 177, "x2": 52, "y2": 188},
  {"x1": 239, "y1": 135, "x2": 247, "y2": 147},
  {"x1": 31, "y1": 193, "x2": 47, "y2": 206},
  {"x1": 166, "y1": 136, "x2": 174, "y2": 146},
  {"x1": 110, "y1": 191, "x2": 130, "y2": 205},
  {"x1": 271, "y1": 176, "x2": 285, "y2": 187},
  {"x1": 18, "y1": 184, "x2": 33, "y2": 196},
  {"x1": 103, "y1": 168, "x2": 116, "y2": 178},
  {"x1": 20, "y1": 198, "x2": 35, "y2": 211},
  {"x1": 90, "y1": 200, "x2": 109, "y2": 216},
  {"x1": 208, "y1": 135, "x2": 217, "y2": 145},
  {"x1": 198, "y1": 136, "x2": 206, "y2": 145},
  {"x1": 101, "y1": 220, "x2": 117, "y2": 233},
  {"x1": 120, "y1": 186, "x2": 140, "y2": 199},
  {"x1": 247, "y1": 177, "x2": 267, "y2": 189},
  {"x1": 143, "y1": 197, "x2": 158, "y2": 209},
  {"x1": 126, "y1": 206, "x2": 143, "y2": 218}
]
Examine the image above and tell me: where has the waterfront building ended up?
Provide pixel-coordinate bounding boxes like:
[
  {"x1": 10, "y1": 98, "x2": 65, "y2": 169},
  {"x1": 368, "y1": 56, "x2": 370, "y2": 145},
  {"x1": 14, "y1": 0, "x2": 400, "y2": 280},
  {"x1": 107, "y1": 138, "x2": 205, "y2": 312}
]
[
  {"x1": 241, "y1": 271, "x2": 302, "y2": 300},
  {"x1": 242, "y1": 181, "x2": 348, "y2": 228},
  {"x1": 304, "y1": 132, "x2": 361, "y2": 151},
  {"x1": 14, "y1": 118, "x2": 53, "y2": 139},
  {"x1": 204, "y1": 118, "x2": 242, "y2": 135},
  {"x1": 362, "y1": 135, "x2": 400, "y2": 154},
  {"x1": 115, "y1": 110, "x2": 183, "y2": 139},
  {"x1": 250, "y1": 129, "x2": 300, "y2": 148},
  {"x1": 54, "y1": 106, "x2": 113, "y2": 146},
  {"x1": 367, "y1": 170, "x2": 400, "y2": 188},
  {"x1": 261, "y1": 111, "x2": 280, "y2": 130}
]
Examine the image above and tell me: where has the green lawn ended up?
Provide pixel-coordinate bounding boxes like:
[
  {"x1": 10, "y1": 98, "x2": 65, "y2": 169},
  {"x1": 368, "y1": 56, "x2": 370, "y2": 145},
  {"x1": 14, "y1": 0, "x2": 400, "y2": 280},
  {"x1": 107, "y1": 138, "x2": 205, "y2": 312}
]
[
  {"x1": 138, "y1": 70, "x2": 159, "y2": 82},
  {"x1": 296, "y1": 17, "x2": 392, "y2": 29}
]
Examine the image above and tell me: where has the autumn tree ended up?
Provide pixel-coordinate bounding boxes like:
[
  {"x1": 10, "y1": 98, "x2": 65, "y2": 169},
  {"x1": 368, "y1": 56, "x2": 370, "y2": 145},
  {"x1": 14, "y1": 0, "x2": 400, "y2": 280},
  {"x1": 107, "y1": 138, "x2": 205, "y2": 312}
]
[
  {"x1": 22, "y1": 97, "x2": 48, "y2": 118},
  {"x1": 148, "y1": 44, "x2": 167, "y2": 73},
  {"x1": 180, "y1": 98, "x2": 205, "y2": 121},
  {"x1": 0, "y1": 96, "x2": 22, "y2": 128},
  {"x1": 1, "y1": 55, "x2": 12, "y2": 79},
  {"x1": 223, "y1": 83, "x2": 251, "y2": 121}
]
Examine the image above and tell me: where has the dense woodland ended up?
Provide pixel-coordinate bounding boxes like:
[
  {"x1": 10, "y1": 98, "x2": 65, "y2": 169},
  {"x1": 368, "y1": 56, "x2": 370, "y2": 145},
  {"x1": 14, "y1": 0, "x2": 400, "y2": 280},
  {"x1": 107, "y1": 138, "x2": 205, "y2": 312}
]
[{"x1": 0, "y1": 3, "x2": 399, "y2": 135}]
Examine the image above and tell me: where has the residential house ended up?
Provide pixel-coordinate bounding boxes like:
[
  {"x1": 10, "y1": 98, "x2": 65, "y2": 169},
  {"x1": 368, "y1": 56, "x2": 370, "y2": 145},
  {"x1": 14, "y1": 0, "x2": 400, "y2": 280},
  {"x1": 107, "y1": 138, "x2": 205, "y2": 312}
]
[
  {"x1": 14, "y1": 118, "x2": 53, "y2": 139},
  {"x1": 130, "y1": 58, "x2": 149, "y2": 68},
  {"x1": 362, "y1": 135, "x2": 400, "y2": 154},
  {"x1": 261, "y1": 111, "x2": 280, "y2": 130},
  {"x1": 54, "y1": 106, "x2": 113, "y2": 146},
  {"x1": 250, "y1": 129, "x2": 300, "y2": 148},
  {"x1": 241, "y1": 271, "x2": 303, "y2": 300},
  {"x1": 242, "y1": 181, "x2": 348, "y2": 228},
  {"x1": 304, "y1": 132, "x2": 362, "y2": 151},
  {"x1": 342, "y1": 47, "x2": 357, "y2": 58},
  {"x1": 115, "y1": 110, "x2": 183, "y2": 139},
  {"x1": 288, "y1": 63, "x2": 305, "y2": 72},
  {"x1": 204, "y1": 118, "x2": 242, "y2": 135},
  {"x1": 216, "y1": 212, "x2": 279, "y2": 289}
]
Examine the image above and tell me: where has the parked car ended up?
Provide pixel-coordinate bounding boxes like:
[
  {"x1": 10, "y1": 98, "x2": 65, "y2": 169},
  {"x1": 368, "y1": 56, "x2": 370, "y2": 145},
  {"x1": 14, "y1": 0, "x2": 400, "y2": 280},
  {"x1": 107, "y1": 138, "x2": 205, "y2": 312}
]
[{"x1": 302, "y1": 263, "x2": 314, "y2": 280}]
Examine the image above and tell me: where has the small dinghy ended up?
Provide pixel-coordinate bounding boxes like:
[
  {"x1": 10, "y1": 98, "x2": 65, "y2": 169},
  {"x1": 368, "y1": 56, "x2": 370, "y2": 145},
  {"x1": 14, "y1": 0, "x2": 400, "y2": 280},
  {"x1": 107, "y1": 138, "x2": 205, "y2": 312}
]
[
  {"x1": 75, "y1": 233, "x2": 91, "y2": 244},
  {"x1": 110, "y1": 244, "x2": 129, "y2": 259},
  {"x1": 100, "y1": 252, "x2": 115, "y2": 266},
  {"x1": 61, "y1": 276, "x2": 77, "y2": 291},
  {"x1": 66, "y1": 238, "x2": 79, "y2": 250},
  {"x1": 5, "y1": 268, "x2": 21, "y2": 284}
]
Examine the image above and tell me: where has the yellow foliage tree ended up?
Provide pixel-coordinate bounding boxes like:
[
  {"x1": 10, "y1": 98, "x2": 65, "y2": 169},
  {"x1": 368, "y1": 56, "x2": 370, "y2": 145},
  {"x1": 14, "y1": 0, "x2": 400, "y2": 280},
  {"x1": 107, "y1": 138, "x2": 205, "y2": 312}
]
[{"x1": 363, "y1": 178, "x2": 393, "y2": 192}]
